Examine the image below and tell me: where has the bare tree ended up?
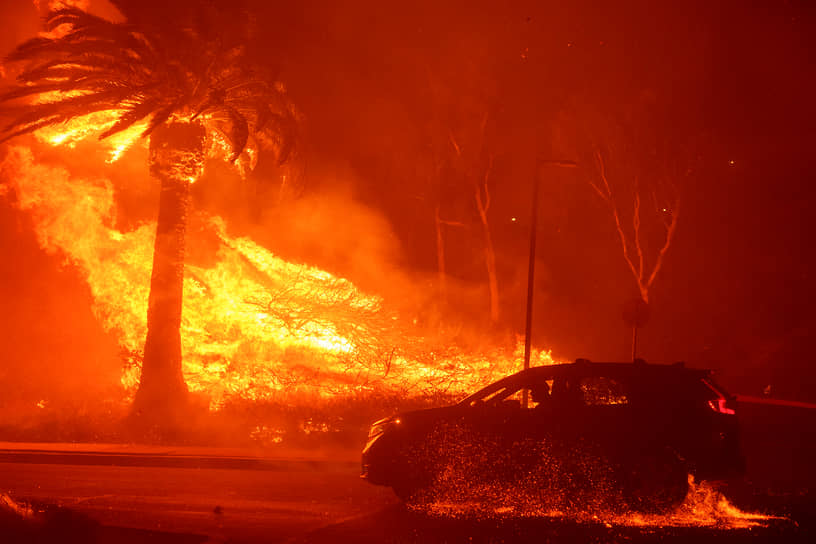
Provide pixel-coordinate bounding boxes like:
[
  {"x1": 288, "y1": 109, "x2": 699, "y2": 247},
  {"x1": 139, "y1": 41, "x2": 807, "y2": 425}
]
[
  {"x1": 557, "y1": 92, "x2": 686, "y2": 307},
  {"x1": 447, "y1": 112, "x2": 501, "y2": 324},
  {"x1": 433, "y1": 203, "x2": 466, "y2": 302},
  {"x1": 473, "y1": 153, "x2": 499, "y2": 322},
  {"x1": 416, "y1": 57, "x2": 504, "y2": 326},
  {"x1": 414, "y1": 135, "x2": 464, "y2": 305},
  {"x1": 589, "y1": 147, "x2": 680, "y2": 304}
]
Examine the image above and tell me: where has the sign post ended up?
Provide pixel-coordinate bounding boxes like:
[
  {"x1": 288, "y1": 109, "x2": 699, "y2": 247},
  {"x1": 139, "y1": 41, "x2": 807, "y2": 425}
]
[{"x1": 622, "y1": 297, "x2": 650, "y2": 362}]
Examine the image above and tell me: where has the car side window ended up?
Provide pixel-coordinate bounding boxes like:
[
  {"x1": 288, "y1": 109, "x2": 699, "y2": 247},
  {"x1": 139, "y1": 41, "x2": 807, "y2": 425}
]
[
  {"x1": 529, "y1": 379, "x2": 555, "y2": 410},
  {"x1": 579, "y1": 376, "x2": 629, "y2": 406},
  {"x1": 480, "y1": 386, "x2": 511, "y2": 404}
]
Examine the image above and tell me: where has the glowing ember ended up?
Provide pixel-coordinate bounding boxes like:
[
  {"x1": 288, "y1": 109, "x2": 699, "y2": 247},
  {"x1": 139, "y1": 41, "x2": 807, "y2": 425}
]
[
  {"x1": 616, "y1": 476, "x2": 781, "y2": 529},
  {"x1": 416, "y1": 475, "x2": 780, "y2": 530},
  {"x1": 402, "y1": 430, "x2": 778, "y2": 529}
]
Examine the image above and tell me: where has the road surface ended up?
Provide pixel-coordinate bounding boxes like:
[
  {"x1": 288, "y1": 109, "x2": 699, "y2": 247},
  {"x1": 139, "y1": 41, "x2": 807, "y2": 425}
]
[
  {"x1": 0, "y1": 442, "x2": 812, "y2": 543},
  {"x1": 0, "y1": 442, "x2": 400, "y2": 542}
]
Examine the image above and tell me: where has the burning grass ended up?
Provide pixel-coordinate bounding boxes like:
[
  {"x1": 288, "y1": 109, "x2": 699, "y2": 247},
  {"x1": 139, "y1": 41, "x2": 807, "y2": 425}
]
[
  {"x1": 0, "y1": 144, "x2": 786, "y2": 534},
  {"x1": 0, "y1": 383, "x2": 459, "y2": 447},
  {"x1": 0, "y1": 143, "x2": 558, "y2": 424}
]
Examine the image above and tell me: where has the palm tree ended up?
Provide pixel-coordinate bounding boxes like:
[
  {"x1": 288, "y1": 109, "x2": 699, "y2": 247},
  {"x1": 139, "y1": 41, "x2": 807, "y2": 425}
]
[{"x1": 0, "y1": 2, "x2": 297, "y2": 424}]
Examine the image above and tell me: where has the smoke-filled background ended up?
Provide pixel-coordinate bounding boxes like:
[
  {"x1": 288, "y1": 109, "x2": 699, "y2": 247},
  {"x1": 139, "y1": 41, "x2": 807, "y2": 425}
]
[{"x1": 0, "y1": 0, "x2": 814, "y2": 427}]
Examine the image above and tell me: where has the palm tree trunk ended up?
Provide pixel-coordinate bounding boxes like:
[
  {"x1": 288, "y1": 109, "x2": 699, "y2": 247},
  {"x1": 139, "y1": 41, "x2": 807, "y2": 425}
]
[{"x1": 133, "y1": 121, "x2": 206, "y2": 422}]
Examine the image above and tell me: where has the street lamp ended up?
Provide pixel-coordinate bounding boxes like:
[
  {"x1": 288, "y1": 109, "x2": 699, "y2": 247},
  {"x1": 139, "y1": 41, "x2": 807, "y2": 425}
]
[{"x1": 522, "y1": 159, "x2": 577, "y2": 408}]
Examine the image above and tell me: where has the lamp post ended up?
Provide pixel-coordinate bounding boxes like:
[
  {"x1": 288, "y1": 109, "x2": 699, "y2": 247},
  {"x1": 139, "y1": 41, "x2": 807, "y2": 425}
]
[{"x1": 522, "y1": 159, "x2": 577, "y2": 408}]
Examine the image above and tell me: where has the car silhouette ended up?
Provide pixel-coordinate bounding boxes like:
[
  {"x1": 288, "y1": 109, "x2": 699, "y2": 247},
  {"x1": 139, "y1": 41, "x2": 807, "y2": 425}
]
[{"x1": 361, "y1": 359, "x2": 744, "y2": 511}]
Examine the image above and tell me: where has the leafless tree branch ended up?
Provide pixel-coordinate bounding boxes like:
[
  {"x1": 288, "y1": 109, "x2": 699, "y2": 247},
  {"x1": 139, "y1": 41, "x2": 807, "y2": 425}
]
[{"x1": 590, "y1": 147, "x2": 680, "y2": 304}]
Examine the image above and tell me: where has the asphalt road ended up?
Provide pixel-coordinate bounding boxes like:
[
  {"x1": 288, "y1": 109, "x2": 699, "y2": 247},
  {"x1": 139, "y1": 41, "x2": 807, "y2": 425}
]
[
  {"x1": 0, "y1": 446, "x2": 396, "y2": 543},
  {"x1": 0, "y1": 443, "x2": 813, "y2": 543}
]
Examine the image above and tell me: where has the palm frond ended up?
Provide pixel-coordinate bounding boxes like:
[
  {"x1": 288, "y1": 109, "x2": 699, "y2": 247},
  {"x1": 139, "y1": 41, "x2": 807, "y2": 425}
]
[
  {"x1": 258, "y1": 112, "x2": 297, "y2": 165},
  {"x1": 0, "y1": 117, "x2": 65, "y2": 144},
  {"x1": 222, "y1": 105, "x2": 249, "y2": 162},
  {"x1": 9, "y1": 40, "x2": 135, "y2": 68},
  {"x1": 2, "y1": 90, "x2": 129, "y2": 133},
  {"x1": 45, "y1": 7, "x2": 114, "y2": 34},
  {"x1": 141, "y1": 103, "x2": 177, "y2": 138},
  {"x1": 98, "y1": 96, "x2": 164, "y2": 139},
  {"x1": 18, "y1": 65, "x2": 104, "y2": 83},
  {"x1": 24, "y1": 52, "x2": 154, "y2": 81},
  {"x1": 1, "y1": 3, "x2": 298, "y2": 168},
  {"x1": 4, "y1": 37, "x2": 55, "y2": 63},
  {"x1": 0, "y1": 81, "x2": 96, "y2": 102}
]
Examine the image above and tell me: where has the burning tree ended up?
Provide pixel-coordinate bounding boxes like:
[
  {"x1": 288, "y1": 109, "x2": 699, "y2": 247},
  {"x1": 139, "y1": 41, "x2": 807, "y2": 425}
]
[{"x1": 0, "y1": 2, "x2": 296, "y2": 425}]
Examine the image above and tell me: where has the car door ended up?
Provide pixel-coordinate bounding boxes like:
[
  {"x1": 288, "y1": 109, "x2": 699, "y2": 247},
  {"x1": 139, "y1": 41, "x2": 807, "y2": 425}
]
[{"x1": 575, "y1": 373, "x2": 639, "y2": 460}]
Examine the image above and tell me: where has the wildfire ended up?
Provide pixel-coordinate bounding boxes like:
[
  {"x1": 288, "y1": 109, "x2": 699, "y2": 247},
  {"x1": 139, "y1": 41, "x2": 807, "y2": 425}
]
[
  {"x1": 31, "y1": 92, "x2": 147, "y2": 162},
  {"x1": 34, "y1": 1, "x2": 91, "y2": 39},
  {"x1": 34, "y1": 0, "x2": 90, "y2": 12},
  {"x1": 35, "y1": 111, "x2": 145, "y2": 163},
  {"x1": 0, "y1": 143, "x2": 557, "y2": 410},
  {"x1": 0, "y1": 60, "x2": 781, "y2": 538}
]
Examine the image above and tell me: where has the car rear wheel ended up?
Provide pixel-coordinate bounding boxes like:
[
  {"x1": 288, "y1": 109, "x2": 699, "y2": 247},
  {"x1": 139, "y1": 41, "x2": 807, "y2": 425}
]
[{"x1": 621, "y1": 447, "x2": 689, "y2": 513}]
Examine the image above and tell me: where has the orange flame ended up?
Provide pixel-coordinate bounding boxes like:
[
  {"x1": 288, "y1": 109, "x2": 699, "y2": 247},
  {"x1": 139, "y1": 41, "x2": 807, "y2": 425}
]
[
  {"x1": 1, "y1": 144, "x2": 557, "y2": 410},
  {"x1": 34, "y1": 1, "x2": 93, "y2": 40},
  {"x1": 0, "y1": 103, "x2": 777, "y2": 532},
  {"x1": 31, "y1": 92, "x2": 147, "y2": 162}
]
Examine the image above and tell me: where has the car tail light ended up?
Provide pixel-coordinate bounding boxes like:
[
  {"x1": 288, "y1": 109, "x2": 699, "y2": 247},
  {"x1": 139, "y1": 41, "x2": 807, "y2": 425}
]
[
  {"x1": 702, "y1": 379, "x2": 737, "y2": 415},
  {"x1": 707, "y1": 398, "x2": 736, "y2": 415}
]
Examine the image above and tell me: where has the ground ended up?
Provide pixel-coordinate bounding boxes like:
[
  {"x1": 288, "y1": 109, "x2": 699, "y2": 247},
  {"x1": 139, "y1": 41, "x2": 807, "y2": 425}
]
[{"x1": 0, "y1": 441, "x2": 812, "y2": 544}]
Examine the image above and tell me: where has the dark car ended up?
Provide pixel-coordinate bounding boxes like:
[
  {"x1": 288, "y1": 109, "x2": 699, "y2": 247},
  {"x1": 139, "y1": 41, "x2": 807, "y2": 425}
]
[{"x1": 361, "y1": 359, "x2": 744, "y2": 511}]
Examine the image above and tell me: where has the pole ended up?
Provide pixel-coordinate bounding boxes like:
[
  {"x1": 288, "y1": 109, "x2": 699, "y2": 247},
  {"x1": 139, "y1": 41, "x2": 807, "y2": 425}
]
[
  {"x1": 522, "y1": 160, "x2": 577, "y2": 408},
  {"x1": 631, "y1": 325, "x2": 638, "y2": 363},
  {"x1": 522, "y1": 173, "x2": 540, "y2": 409}
]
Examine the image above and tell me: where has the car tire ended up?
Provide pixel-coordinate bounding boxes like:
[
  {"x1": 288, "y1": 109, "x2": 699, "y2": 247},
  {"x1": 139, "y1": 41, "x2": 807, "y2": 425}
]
[
  {"x1": 392, "y1": 482, "x2": 423, "y2": 504},
  {"x1": 390, "y1": 458, "x2": 432, "y2": 504},
  {"x1": 621, "y1": 447, "x2": 689, "y2": 513}
]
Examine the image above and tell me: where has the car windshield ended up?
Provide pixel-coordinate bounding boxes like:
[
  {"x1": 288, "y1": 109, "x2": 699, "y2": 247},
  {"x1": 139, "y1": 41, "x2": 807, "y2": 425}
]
[
  {"x1": 459, "y1": 368, "x2": 629, "y2": 409},
  {"x1": 459, "y1": 375, "x2": 523, "y2": 406}
]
